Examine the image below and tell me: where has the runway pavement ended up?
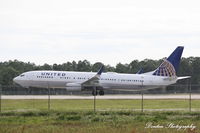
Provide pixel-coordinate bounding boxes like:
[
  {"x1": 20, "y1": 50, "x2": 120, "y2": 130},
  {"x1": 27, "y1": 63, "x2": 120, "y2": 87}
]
[{"x1": 1, "y1": 94, "x2": 200, "y2": 99}]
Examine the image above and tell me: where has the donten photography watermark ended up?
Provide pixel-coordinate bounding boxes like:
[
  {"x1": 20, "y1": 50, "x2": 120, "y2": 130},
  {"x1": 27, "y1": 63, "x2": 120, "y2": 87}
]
[{"x1": 145, "y1": 122, "x2": 196, "y2": 131}]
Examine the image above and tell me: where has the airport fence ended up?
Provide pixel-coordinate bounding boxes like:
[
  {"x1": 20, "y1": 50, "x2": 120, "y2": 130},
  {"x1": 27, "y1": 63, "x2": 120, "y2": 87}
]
[{"x1": 0, "y1": 84, "x2": 200, "y2": 113}]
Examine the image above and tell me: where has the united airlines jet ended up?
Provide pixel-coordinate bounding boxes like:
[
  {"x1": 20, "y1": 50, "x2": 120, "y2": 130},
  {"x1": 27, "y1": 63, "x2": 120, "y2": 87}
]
[{"x1": 13, "y1": 46, "x2": 190, "y2": 95}]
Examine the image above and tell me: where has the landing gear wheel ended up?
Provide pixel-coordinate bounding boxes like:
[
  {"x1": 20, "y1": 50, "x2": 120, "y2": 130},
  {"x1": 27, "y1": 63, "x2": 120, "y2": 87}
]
[{"x1": 99, "y1": 90, "x2": 104, "y2": 96}]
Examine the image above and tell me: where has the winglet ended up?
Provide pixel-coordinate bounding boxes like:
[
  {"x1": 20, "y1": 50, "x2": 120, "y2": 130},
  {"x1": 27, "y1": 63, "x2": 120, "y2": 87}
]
[
  {"x1": 81, "y1": 66, "x2": 104, "y2": 86},
  {"x1": 136, "y1": 68, "x2": 144, "y2": 74},
  {"x1": 97, "y1": 65, "x2": 104, "y2": 75}
]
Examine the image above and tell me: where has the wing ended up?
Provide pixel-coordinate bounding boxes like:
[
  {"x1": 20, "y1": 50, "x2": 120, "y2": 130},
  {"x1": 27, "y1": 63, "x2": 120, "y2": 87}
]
[{"x1": 81, "y1": 66, "x2": 104, "y2": 87}]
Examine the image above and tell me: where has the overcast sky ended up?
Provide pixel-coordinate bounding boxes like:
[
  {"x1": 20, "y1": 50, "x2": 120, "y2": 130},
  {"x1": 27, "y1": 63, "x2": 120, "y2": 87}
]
[{"x1": 0, "y1": 0, "x2": 200, "y2": 66}]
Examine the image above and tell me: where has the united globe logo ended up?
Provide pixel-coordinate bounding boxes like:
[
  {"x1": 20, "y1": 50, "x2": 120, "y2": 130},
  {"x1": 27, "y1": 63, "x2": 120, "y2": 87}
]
[{"x1": 153, "y1": 60, "x2": 176, "y2": 77}]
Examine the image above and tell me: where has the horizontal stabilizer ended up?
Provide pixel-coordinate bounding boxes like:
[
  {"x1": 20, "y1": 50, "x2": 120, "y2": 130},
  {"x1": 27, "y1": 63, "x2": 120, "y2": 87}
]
[{"x1": 177, "y1": 76, "x2": 191, "y2": 80}]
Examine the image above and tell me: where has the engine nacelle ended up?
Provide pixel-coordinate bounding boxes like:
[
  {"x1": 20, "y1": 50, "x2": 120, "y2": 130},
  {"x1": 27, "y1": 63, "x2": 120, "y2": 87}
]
[{"x1": 66, "y1": 83, "x2": 82, "y2": 91}]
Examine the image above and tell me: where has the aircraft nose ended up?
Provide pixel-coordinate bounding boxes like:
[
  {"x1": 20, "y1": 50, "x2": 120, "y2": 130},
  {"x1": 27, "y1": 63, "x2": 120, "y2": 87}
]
[{"x1": 13, "y1": 77, "x2": 20, "y2": 84}]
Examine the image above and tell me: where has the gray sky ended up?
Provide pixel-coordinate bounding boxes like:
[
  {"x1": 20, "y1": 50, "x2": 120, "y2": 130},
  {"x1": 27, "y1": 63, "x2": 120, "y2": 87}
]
[{"x1": 0, "y1": 0, "x2": 200, "y2": 66}]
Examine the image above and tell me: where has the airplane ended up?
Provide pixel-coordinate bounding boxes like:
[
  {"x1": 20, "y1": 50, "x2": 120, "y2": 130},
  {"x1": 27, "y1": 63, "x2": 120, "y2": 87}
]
[{"x1": 13, "y1": 46, "x2": 190, "y2": 95}]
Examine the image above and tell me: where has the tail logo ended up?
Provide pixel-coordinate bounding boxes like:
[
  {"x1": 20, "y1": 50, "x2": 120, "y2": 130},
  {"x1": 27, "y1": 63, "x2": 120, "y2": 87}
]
[{"x1": 153, "y1": 60, "x2": 176, "y2": 77}]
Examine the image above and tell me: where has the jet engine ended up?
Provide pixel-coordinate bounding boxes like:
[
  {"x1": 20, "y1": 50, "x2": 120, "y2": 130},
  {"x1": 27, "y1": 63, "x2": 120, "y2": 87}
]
[{"x1": 66, "y1": 83, "x2": 82, "y2": 91}]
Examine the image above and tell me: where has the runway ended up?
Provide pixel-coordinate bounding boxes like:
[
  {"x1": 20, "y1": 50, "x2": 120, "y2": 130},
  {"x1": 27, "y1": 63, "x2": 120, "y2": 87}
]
[{"x1": 2, "y1": 94, "x2": 200, "y2": 99}]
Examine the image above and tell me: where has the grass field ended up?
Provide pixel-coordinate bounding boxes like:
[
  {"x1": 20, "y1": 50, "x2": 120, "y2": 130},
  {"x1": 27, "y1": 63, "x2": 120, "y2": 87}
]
[
  {"x1": 0, "y1": 99, "x2": 200, "y2": 133},
  {"x1": 1, "y1": 99, "x2": 200, "y2": 111}
]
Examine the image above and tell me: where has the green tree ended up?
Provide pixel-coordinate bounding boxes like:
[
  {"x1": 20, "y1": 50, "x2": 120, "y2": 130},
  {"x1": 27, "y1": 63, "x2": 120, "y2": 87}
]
[
  {"x1": 72, "y1": 61, "x2": 77, "y2": 71},
  {"x1": 115, "y1": 63, "x2": 129, "y2": 73},
  {"x1": 128, "y1": 60, "x2": 140, "y2": 73},
  {"x1": 105, "y1": 65, "x2": 115, "y2": 72},
  {"x1": 61, "y1": 62, "x2": 73, "y2": 71},
  {"x1": 0, "y1": 67, "x2": 19, "y2": 85},
  {"x1": 40, "y1": 63, "x2": 52, "y2": 70},
  {"x1": 77, "y1": 60, "x2": 91, "y2": 71},
  {"x1": 0, "y1": 56, "x2": 200, "y2": 86},
  {"x1": 191, "y1": 57, "x2": 200, "y2": 84}
]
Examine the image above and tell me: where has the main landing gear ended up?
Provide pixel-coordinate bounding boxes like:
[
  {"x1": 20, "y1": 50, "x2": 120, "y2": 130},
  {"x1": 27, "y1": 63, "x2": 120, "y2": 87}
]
[{"x1": 92, "y1": 90, "x2": 104, "y2": 96}]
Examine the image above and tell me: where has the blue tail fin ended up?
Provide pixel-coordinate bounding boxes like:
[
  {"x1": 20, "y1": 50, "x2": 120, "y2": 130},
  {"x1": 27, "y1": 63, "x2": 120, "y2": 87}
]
[
  {"x1": 167, "y1": 46, "x2": 184, "y2": 72},
  {"x1": 153, "y1": 46, "x2": 184, "y2": 77}
]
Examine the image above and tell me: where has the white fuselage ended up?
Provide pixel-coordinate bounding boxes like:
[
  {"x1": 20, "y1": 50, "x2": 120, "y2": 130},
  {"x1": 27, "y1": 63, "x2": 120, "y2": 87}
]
[{"x1": 13, "y1": 71, "x2": 177, "y2": 91}]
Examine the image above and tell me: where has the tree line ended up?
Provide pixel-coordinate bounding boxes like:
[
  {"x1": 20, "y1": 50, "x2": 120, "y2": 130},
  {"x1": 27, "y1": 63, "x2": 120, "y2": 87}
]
[{"x1": 0, "y1": 57, "x2": 200, "y2": 86}]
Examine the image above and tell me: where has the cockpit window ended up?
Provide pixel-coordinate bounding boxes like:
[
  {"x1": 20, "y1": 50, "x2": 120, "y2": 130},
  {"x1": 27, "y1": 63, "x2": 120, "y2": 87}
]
[{"x1": 20, "y1": 74, "x2": 25, "y2": 77}]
